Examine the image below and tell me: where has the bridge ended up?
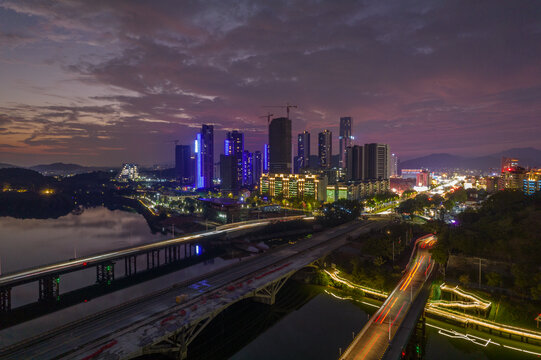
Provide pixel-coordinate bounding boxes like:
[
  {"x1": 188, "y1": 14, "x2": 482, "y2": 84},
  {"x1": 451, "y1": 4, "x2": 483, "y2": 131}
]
[
  {"x1": 340, "y1": 234, "x2": 437, "y2": 360},
  {"x1": 0, "y1": 218, "x2": 387, "y2": 359},
  {"x1": 0, "y1": 216, "x2": 306, "y2": 315}
]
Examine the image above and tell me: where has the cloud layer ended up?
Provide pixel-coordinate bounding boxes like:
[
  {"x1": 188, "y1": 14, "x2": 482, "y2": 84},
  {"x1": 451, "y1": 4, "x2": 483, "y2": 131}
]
[{"x1": 1, "y1": 0, "x2": 540, "y2": 166}]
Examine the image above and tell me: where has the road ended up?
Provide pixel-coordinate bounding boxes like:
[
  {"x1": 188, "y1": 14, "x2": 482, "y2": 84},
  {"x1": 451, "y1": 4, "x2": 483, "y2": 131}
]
[
  {"x1": 0, "y1": 219, "x2": 386, "y2": 360},
  {"x1": 340, "y1": 234, "x2": 436, "y2": 360},
  {"x1": 0, "y1": 216, "x2": 306, "y2": 287}
]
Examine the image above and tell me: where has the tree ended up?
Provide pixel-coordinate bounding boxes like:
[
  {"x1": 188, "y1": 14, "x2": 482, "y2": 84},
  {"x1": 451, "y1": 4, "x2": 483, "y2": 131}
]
[
  {"x1": 459, "y1": 274, "x2": 470, "y2": 286},
  {"x1": 486, "y1": 272, "x2": 502, "y2": 287}
]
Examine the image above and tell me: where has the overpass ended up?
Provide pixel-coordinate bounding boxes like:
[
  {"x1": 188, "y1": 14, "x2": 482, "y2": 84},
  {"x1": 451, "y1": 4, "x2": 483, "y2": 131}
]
[
  {"x1": 0, "y1": 216, "x2": 306, "y2": 313},
  {"x1": 0, "y1": 218, "x2": 387, "y2": 359},
  {"x1": 340, "y1": 234, "x2": 437, "y2": 360}
]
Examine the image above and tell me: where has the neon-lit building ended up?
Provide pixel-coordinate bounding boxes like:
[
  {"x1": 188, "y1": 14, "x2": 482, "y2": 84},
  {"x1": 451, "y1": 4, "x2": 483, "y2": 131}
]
[
  {"x1": 259, "y1": 173, "x2": 327, "y2": 201},
  {"x1": 326, "y1": 179, "x2": 390, "y2": 202},
  {"x1": 523, "y1": 170, "x2": 541, "y2": 195},
  {"x1": 263, "y1": 144, "x2": 270, "y2": 173},
  {"x1": 117, "y1": 163, "x2": 139, "y2": 181}
]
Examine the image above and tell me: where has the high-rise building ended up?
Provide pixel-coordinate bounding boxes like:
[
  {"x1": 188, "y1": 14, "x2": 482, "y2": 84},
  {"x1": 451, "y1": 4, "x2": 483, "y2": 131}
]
[
  {"x1": 501, "y1": 157, "x2": 519, "y2": 173},
  {"x1": 220, "y1": 154, "x2": 236, "y2": 192},
  {"x1": 346, "y1": 145, "x2": 363, "y2": 181},
  {"x1": 225, "y1": 131, "x2": 244, "y2": 185},
  {"x1": 364, "y1": 143, "x2": 389, "y2": 180},
  {"x1": 196, "y1": 124, "x2": 214, "y2": 188},
  {"x1": 242, "y1": 150, "x2": 253, "y2": 185},
  {"x1": 175, "y1": 145, "x2": 192, "y2": 185},
  {"x1": 297, "y1": 131, "x2": 311, "y2": 171},
  {"x1": 263, "y1": 144, "x2": 270, "y2": 173},
  {"x1": 318, "y1": 130, "x2": 332, "y2": 169},
  {"x1": 253, "y1": 151, "x2": 262, "y2": 186},
  {"x1": 339, "y1": 117, "x2": 352, "y2": 168},
  {"x1": 269, "y1": 117, "x2": 292, "y2": 173},
  {"x1": 390, "y1": 153, "x2": 399, "y2": 177}
]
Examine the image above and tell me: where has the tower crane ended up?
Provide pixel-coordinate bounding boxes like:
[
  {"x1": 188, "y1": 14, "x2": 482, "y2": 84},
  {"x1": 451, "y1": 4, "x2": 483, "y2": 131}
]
[
  {"x1": 259, "y1": 113, "x2": 274, "y2": 124},
  {"x1": 262, "y1": 103, "x2": 298, "y2": 120}
]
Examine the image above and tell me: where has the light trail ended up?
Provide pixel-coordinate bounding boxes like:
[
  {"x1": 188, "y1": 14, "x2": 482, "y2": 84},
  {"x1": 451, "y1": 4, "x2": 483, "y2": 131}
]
[
  {"x1": 391, "y1": 301, "x2": 407, "y2": 327},
  {"x1": 355, "y1": 333, "x2": 382, "y2": 360},
  {"x1": 400, "y1": 256, "x2": 423, "y2": 291},
  {"x1": 379, "y1": 296, "x2": 398, "y2": 324},
  {"x1": 374, "y1": 296, "x2": 394, "y2": 323}
]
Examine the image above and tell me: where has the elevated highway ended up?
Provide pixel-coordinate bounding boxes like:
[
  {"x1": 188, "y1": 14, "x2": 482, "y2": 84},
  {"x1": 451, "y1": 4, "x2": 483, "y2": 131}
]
[
  {"x1": 340, "y1": 234, "x2": 437, "y2": 360},
  {"x1": 0, "y1": 216, "x2": 305, "y2": 311},
  {"x1": 0, "y1": 218, "x2": 387, "y2": 359}
]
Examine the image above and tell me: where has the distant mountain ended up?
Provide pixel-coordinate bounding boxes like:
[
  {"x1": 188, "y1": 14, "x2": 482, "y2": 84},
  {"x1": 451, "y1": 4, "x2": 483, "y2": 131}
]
[
  {"x1": 400, "y1": 147, "x2": 541, "y2": 171},
  {"x1": 0, "y1": 163, "x2": 18, "y2": 169},
  {"x1": 30, "y1": 162, "x2": 87, "y2": 172}
]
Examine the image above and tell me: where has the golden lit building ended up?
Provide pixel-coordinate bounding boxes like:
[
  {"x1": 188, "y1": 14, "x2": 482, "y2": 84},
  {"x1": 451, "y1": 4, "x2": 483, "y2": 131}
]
[{"x1": 260, "y1": 173, "x2": 327, "y2": 201}]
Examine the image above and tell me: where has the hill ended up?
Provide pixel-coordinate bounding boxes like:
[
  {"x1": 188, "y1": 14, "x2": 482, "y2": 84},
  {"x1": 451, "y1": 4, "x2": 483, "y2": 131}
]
[
  {"x1": 400, "y1": 147, "x2": 541, "y2": 171},
  {"x1": 0, "y1": 163, "x2": 18, "y2": 169}
]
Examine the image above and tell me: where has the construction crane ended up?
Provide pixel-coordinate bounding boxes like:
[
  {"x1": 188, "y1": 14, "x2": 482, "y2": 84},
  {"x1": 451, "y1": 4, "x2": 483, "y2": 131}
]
[
  {"x1": 262, "y1": 103, "x2": 298, "y2": 120},
  {"x1": 259, "y1": 113, "x2": 274, "y2": 124}
]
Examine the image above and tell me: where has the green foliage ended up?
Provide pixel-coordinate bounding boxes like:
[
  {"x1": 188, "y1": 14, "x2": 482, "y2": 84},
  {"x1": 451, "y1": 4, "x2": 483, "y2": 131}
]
[
  {"x1": 316, "y1": 199, "x2": 362, "y2": 226},
  {"x1": 459, "y1": 274, "x2": 470, "y2": 285}
]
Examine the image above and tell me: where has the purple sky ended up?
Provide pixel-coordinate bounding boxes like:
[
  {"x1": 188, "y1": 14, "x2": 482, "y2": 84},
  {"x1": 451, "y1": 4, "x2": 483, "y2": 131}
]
[{"x1": 1, "y1": 1, "x2": 540, "y2": 166}]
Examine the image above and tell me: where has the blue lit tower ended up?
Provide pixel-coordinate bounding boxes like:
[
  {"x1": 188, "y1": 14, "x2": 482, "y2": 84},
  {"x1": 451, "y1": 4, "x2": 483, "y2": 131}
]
[{"x1": 195, "y1": 124, "x2": 214, "y2": 189}]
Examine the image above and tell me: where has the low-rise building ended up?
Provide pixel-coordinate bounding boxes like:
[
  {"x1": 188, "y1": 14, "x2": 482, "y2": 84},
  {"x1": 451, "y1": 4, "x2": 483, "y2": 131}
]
[{"x1": 259, "y1": 173, "x2": 327, "y2": 201}]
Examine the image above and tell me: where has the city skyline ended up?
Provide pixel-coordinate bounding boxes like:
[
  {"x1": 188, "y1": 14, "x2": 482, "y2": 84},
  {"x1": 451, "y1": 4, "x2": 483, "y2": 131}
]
[{"x1": 1, "y1": 1, "x2": 541, "y2": 167}]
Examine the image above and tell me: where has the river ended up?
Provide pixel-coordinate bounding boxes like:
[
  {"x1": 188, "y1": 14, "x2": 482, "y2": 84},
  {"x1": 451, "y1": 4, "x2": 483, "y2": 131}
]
[{"x1": 231, "y1": 289, "x2": 537, "y2": 360}]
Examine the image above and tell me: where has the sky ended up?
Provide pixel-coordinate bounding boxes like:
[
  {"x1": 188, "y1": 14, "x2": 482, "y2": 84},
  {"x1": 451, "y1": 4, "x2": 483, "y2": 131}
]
[{"x1": 1, "y1": 0, "x2": 540, "y2": 167}]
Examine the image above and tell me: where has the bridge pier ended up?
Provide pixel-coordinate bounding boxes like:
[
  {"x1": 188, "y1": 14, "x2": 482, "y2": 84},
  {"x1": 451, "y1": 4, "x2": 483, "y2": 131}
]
[
  {"x1": 125, "y1": 255, "x2": 137, "y2": 276},
  {"x1": 253, "y1": 274, "x2": 292, "y2": 305},
  {"x1": 0, "y1": 286, "x2": 11, "y2": 312},
  {"x1": 96, "y1": 262, "x2": 115, "y2": 284},
  {"x1": 39, "y1": 275, "x2": 60, "y2": 302},
  {"x1": 147, "y1": 250, "x2": 160, "y2": 269}
]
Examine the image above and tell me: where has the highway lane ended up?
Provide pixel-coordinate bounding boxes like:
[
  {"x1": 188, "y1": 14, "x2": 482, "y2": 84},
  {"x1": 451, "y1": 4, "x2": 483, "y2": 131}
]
[
  {"x1": 0, "y1": 219, "x2": 384, "y2": 360},
  {"x1": 340, "y1": 235, "x2": 436, "y2": 360},
  {"x1": 0, "y1": 216, "x2": 308, "y2": 287}
]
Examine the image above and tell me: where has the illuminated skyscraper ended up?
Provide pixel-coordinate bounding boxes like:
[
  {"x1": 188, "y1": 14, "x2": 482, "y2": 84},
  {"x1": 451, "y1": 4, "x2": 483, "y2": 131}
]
[
  {"x1": 339, "y1": 117, "x2": 352, "y2": 168},
  {"x1": 269, "y1": 117, "x2": 292, "y2": 173},
  {"x1": 197, "y1": 124, "x2": 214, "y2": 188},
  {"x1": 297, "y1": 131, "x2": 310, "y2": 171},
  {"x1": 225, "y1": 130, "x2": 244, "y2": 185},
  {"x1": 242, "y1": 150, "x2": 253, "y2": 185},
  {"x1": 253, "y1": 151, "x2": 262, "y2": 185},
  {"x1": 390, "y1": 153, "x2": 399, "y2": 177},
  {"x1": 318, "y1": 129, "x2": 332, "y2": 169},
  {"x1": 263, "y1": 144, "x2": 270, "y2": 173}
]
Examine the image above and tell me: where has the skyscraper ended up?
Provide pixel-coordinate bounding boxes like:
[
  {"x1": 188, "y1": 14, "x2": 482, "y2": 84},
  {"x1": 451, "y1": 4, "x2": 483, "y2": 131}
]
[
  {"x1": 253, "y1": 151, "x2": 262, "y2": 185},
  {"x1": 242, "y1": 150, "x2": 253, "y2": 185},
  {"x1": 220, "y1": 154, "x2": 236, "y2": 192},
  {"x1": 263, "y1": 144, "x2": 270, "y2": 173},
  {"x1": 318, "y1": 129, "x2": 332, "y2": 169},
  {"x1": 390, "y1": 153, "x2": 399, "y2": 177},
  {"x1": 225, "y1": 130, "x2": 244, "y2": 185},
  {"x1": 175, "y1": 145, "x2": 192, "y2": 185},
  {"x1": 200, "y1": 124, "x2": 214, "y2": 188},
  {"x1": 364, "y1": 143, "x2": 389, "y2": 180},
  {"x1": 339, "y1": 117, "x2": 352, "y2": 168},
  {"x1": 297, "y1": 131, "x2": 310, "y2": 171},
  {"x1": 269, "y1": 117, "x2": 292, "y2": 173},
  {"x1": 346, "y1": 145, "x2": 363, "y2": 181}
]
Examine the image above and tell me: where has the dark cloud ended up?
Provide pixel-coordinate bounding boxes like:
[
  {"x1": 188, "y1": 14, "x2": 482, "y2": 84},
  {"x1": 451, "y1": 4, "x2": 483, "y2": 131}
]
[{"x1": 1, "y1": 0, "x2": 541, "y2": 165}]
